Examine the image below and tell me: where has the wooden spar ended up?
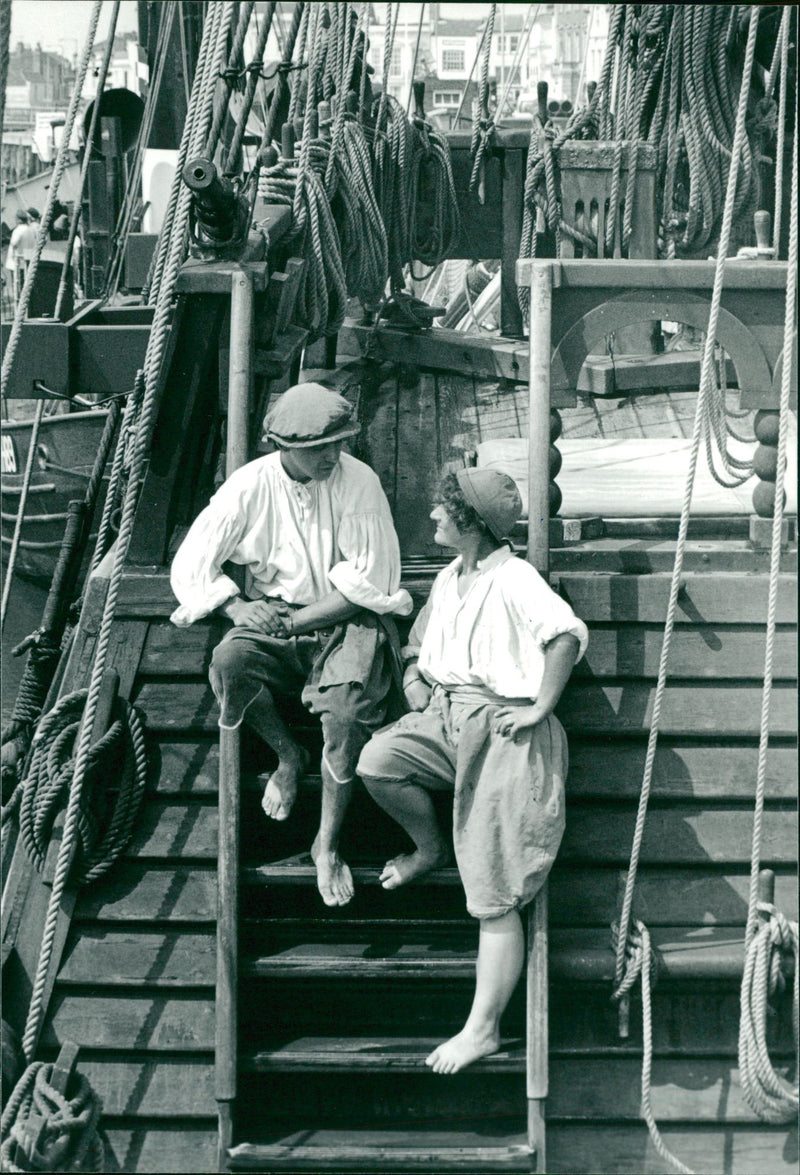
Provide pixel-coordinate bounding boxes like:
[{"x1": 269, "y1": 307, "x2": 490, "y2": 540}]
[
  {"x1": 526, "y1": 881, "x2": 548, "y2": 1174},
  {"x1": 524, "y1": 261, "x2": 553, "y2": 1169},
  {"x1": 227, "y1": 268, "x2": 254, "y2": 474},
  {"x1": 216, "y1": 266, "x2": 253, "y2": 1166},
  {"x1": 216, "y1": 723, "x2": 240, "y2": 1170},
  {"x1": 527, "y1": 261, "x2": 552, "y2": 576}
]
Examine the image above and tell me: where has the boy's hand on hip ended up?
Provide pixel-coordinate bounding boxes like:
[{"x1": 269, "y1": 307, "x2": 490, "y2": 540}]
[{"x1": 493, "y1": 703, "x2": 548, "y2": 740}]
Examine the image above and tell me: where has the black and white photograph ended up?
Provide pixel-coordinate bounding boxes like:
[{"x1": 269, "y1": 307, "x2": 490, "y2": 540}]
[{"x1": 0, "y1": 2, "x2": 797, "y2": 1172}]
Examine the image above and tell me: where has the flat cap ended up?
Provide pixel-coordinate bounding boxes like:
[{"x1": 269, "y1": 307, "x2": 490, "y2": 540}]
[
  {"x1": 456, "y1": 467, "x2": 523, "y2": 542},
  {"x1": 262, "y1": 382, "x2": 361, "y2": 448}
]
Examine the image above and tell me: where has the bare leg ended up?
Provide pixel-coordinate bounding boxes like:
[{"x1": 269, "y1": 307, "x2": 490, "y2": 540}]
[
  {"x1": 311, "y1": 764, "x2": 355, "y2": 907},
  {"x1": 244, "y1": 689, "x2": 308, "y2": 821},
  {"x1": 362, "y1": 775, "x2": 450, "y2": 889},
  {"x1": 426, "y1": 909, "x2": 524, "y2": 1074}
]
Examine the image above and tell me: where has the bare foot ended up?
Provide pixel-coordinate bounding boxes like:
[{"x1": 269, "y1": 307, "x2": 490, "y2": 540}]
[
  {"x1": 311, "y1": 837, "x2": 355, "y2": 907},
  {"x1": 379, "y1": 843, "x2": 450, "y2": 890},
  {"x1": 425, "y1": 1026, "x2": 501, "y2": 1074},
  {"x1": 260, "y1": 748, "x2": 309, "y2": 821}
]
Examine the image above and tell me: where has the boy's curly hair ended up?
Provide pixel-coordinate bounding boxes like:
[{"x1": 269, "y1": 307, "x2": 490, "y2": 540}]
[{"x1": 435, "y1": 472, "x2": 488, "y2": 535}]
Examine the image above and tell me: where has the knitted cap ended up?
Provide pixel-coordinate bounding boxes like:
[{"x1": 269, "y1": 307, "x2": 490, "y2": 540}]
[
  {"x1": 456, "y1": 467, "x2": 523, "y2": 542},
  {"x1": 263, "y1": 383, "x2": 360, "y2": 448}
]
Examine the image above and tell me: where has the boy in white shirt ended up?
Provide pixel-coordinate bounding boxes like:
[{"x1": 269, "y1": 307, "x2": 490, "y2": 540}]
[{"x1": 171, "y1": 383, "x2": 412, "y2": 906}]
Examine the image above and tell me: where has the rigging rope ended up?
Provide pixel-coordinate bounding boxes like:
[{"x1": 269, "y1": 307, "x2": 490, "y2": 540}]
[
  {"x1": 54, "y1": 0, "x2": 121, "y2": 320},
  {"x1": 738, "y1": 114, "x2": 799, "y2": 1127},
  {"x1": 0, "y1": 0, "x2": 102, "y2": 403},
  {"x1": 610, "y1": 11, "x2": 766, "y2": 1172},
  {"x1": 469, "y1": 3, "x2": 496, "y2": 194}
]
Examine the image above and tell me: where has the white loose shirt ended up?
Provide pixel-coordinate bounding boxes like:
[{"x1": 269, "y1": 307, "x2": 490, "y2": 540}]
[
  {"x1": 170, "y1": 452, "x2": 413, "y2": 625},
  {"x1": 407, "y1": 547, "x2": 588, "y2": 699}
]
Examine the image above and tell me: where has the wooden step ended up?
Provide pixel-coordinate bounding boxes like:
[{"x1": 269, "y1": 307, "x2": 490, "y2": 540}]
[
  {"x1": 244, "y1": 1036, "x2": 526, "y2": 1073},
  {"x1": 239, "y1": 926, "x2": 757, "y2": 983},
  {"x1": 228, "y1": 1130, "x2": 532, "y2": 1173},
  {"x1": 139, "y1": 618, "x2": 798, "y2": 680},
  {"x1": 134, "y1": 678, "x2": 798, "y2": 736},
  {"x1": 153, "y1": 738, "x2": 799, "y2": 801},
  {"x1": 117, "y1": 566, "x2": 798, "y2": 623}
]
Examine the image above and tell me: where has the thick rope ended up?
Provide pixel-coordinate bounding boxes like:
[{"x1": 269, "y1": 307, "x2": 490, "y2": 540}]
[
  {"x1": 771, "y1": 6, "x2": 790, "y2": 257},
  {"x1": 20, "y1": 2, "x2": 232, "y2": 1064},
  {"x1": 105, "y1": 3, "x2": 177, "y2": 298},
  {"x1": 207, "y1": 0, "x2": 256, "y2": 159},
  {"x1": 0, "y1": 1061, "x2": 103, "y2": 1173},
  {"x1": 468, "y1": 3, "x2": 496, "y2": 194},
  {"x1": 610, "y1": 12, "x2": 761, "y2": 1173},
  {"x1": 738, "y1": 115, "x2": 799, "y2": 1126},
  {"x1": 0, "y1": 0, "x2": 102, "y2": 398},
  {"x1": 10, "y1": 689, "x2": 148, "y2": 886},
  {"x1": 0, "y1": 0, "x2": 11, "y2": 136},
  {"x1": 223, "y1": 1, "x2": 276, "y2": 174}
]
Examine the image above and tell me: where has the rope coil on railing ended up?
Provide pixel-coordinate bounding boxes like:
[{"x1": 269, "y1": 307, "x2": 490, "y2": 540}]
[
  {"x1": 0, "y1": 1061, "x2": 104, "y2": 1173},
  {"x1": 8, "y1": 689, "x2": 148, "y2": 886}
]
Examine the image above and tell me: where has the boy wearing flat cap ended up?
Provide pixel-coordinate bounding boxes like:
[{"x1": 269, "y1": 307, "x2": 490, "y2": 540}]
[
  {"x1": 171, "y1": 383, "x2": 412, "y2": 906},
  {"x1": 358, "y1": 468, "x2": 587, "y2": 1072}
]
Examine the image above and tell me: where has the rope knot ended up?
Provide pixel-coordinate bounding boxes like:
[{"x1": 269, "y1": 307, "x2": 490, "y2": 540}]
[{"x1": 610, "y1": 918, "x2": 659, "y2": 1003}]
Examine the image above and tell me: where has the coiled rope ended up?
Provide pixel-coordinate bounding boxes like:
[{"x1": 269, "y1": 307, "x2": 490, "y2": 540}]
[
  {"x1": 19, "y1": 1, "x2": 233, "y2": 1064},
  {"x1": 738, "y1": 114, "x2": 799, "y2": 1127},
  {"x1": 610, "y1": 12, "x2": 763, "y2": 1173},
  {"x1": 3, "y1": 688, "x2": 147, "y2": 888},
  {"x1": 0, "y1": 1061, "x2": 103, "y2": 1173},
  {"x1": 408, "y1": 105, "x2": 461, "y2": 272}
]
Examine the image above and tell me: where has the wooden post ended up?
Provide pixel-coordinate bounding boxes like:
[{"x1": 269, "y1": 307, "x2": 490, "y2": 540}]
[
  {"x1": 527, "y1": 261, "x2": 553, "y2": 578},
  {"x1": 526, "y1": 881, "x2": 548, "y2": 1173},
  {"x1": 216, "y1": 724, "x2": 240, "y2": 1171},
  {"x1": 227, "y1": 268, "x2": 254, "y2": 476},
  {"x1": 215, "y1": 270, "x2": 252, "y2": 1168},
  {"x1": 525, "y1": 259, "x2": 552, "y2": 1172}
]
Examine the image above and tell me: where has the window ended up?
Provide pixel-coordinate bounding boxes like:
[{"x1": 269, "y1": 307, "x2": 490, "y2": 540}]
[
  {"x1": 433, "y1": 91, "x2": 460, "y2": 106},
  {"x1": 389, "y1": 52, "x2": 402, "y2": 78},
  {"x1": 442, "y1": 48, "x2": 465, "y2": 72},
  {"x1": 499, "y1": 34, "x2": 519, "y2": 54}
]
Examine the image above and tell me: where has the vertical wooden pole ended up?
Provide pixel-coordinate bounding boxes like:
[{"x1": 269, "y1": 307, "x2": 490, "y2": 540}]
[
  {"x1": 527, "y1": 261, "x2": 553, "y2": 578},
  {"x1": 216, "y1": 268, "x2": 252, "y2": 1168},
  {"x1": 216, "y1": 724, "x2": 240, "y2": 1171},
  {"x1": 525, "y1": 259, "x2": 553, "y2": 1171},
  {"x1": 227, "y1": 268, "x2": 254, "y2": 476},
  {"x1": 526, "y1": 881, "x2": 548, "y2": 1173}
]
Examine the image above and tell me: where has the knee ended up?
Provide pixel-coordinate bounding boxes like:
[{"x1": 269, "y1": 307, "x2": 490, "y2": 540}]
[
  {"x1": 210, "y1": 639, "x2": 246, "y2": 684},
  {"x1": 357, "y1": 737, "x2": 398, "y2": 789}
]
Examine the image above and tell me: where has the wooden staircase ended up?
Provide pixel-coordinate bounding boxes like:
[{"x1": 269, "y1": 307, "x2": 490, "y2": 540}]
[{"x1": 9, "y1": 534, "x2": 790, "y2": 1174}]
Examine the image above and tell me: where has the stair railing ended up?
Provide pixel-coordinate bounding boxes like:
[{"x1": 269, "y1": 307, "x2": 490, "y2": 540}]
[
  {"x1": 524, "y1": 256, "x2": 554, "y2": 1173},
  {"x1": 216, "y1": 265, "x2": 255, "y2": 1169}
]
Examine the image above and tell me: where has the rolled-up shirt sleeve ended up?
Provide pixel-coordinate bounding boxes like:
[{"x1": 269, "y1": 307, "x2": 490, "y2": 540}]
[
  {"x1": 170, "y1": 495, "x2": 247, "y2": 626},
  {"x1": 509, "y1": 567, "x2": 589, "y2": 660},
  {"x1": 328, "y1": 510, "x2": 413, "y2": 616}
]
